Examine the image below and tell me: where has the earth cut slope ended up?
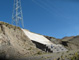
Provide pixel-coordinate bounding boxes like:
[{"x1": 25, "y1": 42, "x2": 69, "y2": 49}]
[{"x1": 0, "y1": 21, "x2": 42, "y2": 59}]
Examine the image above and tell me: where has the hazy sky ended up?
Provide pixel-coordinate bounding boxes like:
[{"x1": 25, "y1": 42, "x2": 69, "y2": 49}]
[{"x1": 0, "y1": 0, "x2": 79, "y2": 39}]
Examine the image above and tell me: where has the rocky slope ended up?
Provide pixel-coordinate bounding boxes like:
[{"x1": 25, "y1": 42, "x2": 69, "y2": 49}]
[
  {"x1": 61, "y1": 36, "x2": 79, "y2": 50},
  {"x1": 0, "y1": 21, "x2": 43, "y2": 59},
  {"x1": 44, "y1": 36, "x2": 62, "y2": 44},
  {"x1": 45, "y1": 35, "x2": 79, "y2": 50}
]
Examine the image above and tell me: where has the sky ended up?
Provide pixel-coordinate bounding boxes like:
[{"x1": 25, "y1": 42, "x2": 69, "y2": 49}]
[{"x1": 0, "y1": 0, "x2": 79, "y2": 39}]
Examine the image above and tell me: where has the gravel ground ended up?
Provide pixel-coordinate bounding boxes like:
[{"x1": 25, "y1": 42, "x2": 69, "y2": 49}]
[{"x1": 13, "y1": 49, "x2": 79, "y2": 60}]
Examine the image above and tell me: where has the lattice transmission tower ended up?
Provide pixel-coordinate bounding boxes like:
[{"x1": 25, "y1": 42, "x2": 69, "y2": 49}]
[{"x1": 12, "y1": 0, "x2": 24, "y2": 28}]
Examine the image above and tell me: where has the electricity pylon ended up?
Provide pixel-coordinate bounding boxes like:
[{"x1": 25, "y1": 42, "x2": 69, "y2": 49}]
[{"x1": 12, "y1": 0, "x2": 24, "y2": 28}]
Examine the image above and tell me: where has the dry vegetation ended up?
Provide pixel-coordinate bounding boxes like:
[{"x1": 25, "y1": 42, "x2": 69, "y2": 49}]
[{"x1": 0, "y1": 21, "x2": 21, "y2": 30}]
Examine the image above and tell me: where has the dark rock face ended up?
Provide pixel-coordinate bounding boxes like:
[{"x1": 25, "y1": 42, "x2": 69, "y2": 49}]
[
  {"x1": 32, "y1": 41, "x2": 53, "y2": 53},
  {"x1": 61, "y1": 41, "x2": 68, "y2": 46}
]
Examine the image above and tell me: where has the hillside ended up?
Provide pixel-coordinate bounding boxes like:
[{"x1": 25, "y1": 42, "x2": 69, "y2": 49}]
[
  {"x1": 44, "y1": 36, "x2": 62, "y2": 44},
  {"x1": 0, "y1": 21, "x2": 43, "y2": 59},
  {"x1": 45, "y1": 35, "x2": 79, "y2": 50},
  {"x1": 0, "y1": 21, "x2": 79, "y2": 60},
  {"x1": 61, "y1": 36, "x2": 79, "y2": 50}
]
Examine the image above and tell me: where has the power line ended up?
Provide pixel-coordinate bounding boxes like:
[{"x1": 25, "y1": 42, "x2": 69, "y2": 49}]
[
  {"x1": 32, "y1": 0, "x2": 70, "y2": 20},
  {"x1": 32, "y1": 0, "x2": 54, "y2": 14}
]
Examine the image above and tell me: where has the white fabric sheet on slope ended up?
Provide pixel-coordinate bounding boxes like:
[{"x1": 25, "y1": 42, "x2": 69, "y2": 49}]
[{"x1": 22, "y1": 29, "x2": 53, "y2": 45}]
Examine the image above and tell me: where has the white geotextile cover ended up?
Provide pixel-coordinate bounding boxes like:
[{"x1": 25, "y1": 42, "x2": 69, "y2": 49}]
[{"x1": 22, "y1": 29, "x2": 54, "y2": 45}]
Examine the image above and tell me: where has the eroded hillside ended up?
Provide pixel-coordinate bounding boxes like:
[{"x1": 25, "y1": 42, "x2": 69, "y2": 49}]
[{"x1": 0, "y1": 21, "x2": 43, "y2": 59}]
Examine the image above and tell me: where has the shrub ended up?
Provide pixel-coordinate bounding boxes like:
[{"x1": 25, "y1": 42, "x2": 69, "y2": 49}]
[{"x1": 37, "y1": 51, "x2": 42, "y2": 55}]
